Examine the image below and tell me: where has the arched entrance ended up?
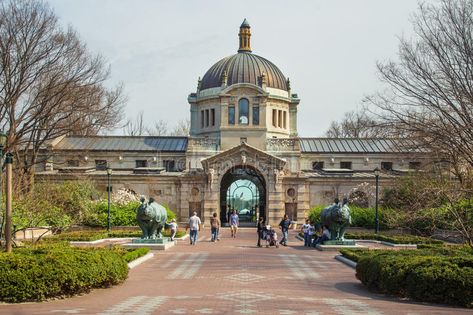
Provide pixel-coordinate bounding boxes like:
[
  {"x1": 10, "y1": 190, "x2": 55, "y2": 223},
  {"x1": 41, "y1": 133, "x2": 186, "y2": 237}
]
[{"x1": 220, "y1": 165, "x2": 266, "y2": 226}]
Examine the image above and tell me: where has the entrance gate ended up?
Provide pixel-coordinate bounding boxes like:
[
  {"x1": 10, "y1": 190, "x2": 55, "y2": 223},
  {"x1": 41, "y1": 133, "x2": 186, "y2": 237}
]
[{"x1": 220, "y1": 165, "x2": 266, "y2": 226}]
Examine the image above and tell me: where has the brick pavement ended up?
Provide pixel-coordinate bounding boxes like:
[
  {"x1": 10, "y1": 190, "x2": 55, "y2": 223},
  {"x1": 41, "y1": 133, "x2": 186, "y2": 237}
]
[{"x1": 0, "y1": 228, "x2": 470, "y2": 315}]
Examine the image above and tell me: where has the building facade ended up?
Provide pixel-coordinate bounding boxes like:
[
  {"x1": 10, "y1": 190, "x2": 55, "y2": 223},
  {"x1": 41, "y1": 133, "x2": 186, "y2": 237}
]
[{"x1": 36, "y1": 20, "x2": 427, "y2": 225}]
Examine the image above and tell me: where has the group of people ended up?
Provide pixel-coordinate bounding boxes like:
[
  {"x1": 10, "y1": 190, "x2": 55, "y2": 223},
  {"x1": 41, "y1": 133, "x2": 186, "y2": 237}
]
[
  {"x1": 185, "y1": 210, "x2": 241, "y2": 245},
  {"x1": 301, "y1": 219, "x2": 331, "y2": 247},
  {"x1": 182, "y1": 210, "x2": 329, "y2": 247},
  {"x1": 256, "y1": 214, "x2": 293, "y2": 247}
]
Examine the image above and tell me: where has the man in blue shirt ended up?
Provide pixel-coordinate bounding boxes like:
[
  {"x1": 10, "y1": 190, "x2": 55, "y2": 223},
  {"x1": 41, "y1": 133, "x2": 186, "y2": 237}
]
[{"x1": 278, "y1": 214, "x2": 292, "y2": 246}]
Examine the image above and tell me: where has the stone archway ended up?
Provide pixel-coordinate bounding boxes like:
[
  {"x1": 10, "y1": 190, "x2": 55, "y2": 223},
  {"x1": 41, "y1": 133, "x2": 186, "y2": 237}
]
[{"x1": 219, "y1": 165, "x2": 267, "y2": 226}]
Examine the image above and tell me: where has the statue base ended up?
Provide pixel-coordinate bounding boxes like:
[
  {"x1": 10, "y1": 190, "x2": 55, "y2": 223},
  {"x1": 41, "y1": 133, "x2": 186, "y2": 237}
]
[{"x1": 123, "y1": 238, "x2": 175, "y2": 250}]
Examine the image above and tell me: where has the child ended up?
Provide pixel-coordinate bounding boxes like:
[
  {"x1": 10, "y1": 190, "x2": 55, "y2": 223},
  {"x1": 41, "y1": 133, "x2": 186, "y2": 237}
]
[
  {"x1": 301, "y1": 219, "x2": 311, "y2": 247},
  {"x1": 169, "y1": 219, "x2": 178, "y2": 241}
]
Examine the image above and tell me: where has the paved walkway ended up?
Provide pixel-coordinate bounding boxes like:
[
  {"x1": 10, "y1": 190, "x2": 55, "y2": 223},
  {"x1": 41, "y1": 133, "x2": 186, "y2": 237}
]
[{"x1": 1, "y1": 228, "x2": 470, "y2": 314}]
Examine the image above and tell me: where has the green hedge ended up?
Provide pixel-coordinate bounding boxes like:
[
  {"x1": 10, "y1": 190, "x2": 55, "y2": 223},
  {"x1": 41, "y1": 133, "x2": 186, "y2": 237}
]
[
  {"x1": 113, "y1": 247, "x2": 150, "y2": 263},
  {"x1": 0, "y1": 245, "x2": 128, "y2": 302},
  {"x1": 344, "y1": 232, "x2": 443, "y2": 244},
  {"x1": 49, "y1": 229, "x2": 186, "y2": 242},
  {"x1": 346, "y1": 248, "x2": 473, "y2": 307}
]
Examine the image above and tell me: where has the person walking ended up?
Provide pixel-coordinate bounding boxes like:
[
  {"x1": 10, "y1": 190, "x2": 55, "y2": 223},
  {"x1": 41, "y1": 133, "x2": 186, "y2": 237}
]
[
  {"x1": 301, "y1": 219, "x2": 311, "y2": 247},
  {"x1": 210, "y1": 212, "x2": 220, "y2": 242},
  {"x1": 229, "y1": 210, "x2": 239, "y2": 238},
  {"x1": 187, "y1": 211, "x2": 202, "y2": 245},
  {"x1": 257, "y1": 216, "x2": 265, "y2": 247},
  {"x1": 278, "y1": 214, "x2": 292, "y2": 246}
]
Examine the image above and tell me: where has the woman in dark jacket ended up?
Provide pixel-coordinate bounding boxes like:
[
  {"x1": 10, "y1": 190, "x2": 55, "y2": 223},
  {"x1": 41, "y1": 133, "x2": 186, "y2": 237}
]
[{"x1": 257, "y1": 217, "x2": 265, "y2": 247}]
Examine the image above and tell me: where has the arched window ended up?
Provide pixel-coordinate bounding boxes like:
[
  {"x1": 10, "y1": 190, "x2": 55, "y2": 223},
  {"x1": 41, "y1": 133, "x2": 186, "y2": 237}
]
[{"x1": 239, "y1": 98, "x2": 249, "y2": 125}]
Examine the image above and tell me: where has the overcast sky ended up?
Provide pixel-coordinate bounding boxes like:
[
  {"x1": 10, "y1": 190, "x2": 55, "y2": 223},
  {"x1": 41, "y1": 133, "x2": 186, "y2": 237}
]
[{"x1": 48, "y1": 0, "x2": 434, "y2": 137}]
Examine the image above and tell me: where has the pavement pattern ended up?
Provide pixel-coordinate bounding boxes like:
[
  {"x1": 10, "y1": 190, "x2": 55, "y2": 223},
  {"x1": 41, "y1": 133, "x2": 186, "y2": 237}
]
[{"x1": 1, "y1": 228, "x2": 471, "y2": 315}]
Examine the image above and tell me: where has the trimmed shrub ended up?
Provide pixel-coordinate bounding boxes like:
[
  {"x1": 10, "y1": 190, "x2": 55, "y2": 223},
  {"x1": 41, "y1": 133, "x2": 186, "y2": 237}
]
[
  {"x1": 354, "y1": 249, "x2": 473, "y2": 307},
  {"x1": 0, "y1": 245, "x2": 128, "y2": 302},
  {"x1": 121, "y1": 248, "x2": 150, "y2": 263}
]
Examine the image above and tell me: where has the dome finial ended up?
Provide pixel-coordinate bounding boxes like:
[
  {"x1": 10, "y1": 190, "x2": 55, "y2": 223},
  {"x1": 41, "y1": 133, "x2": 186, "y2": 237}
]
[{"x1": 238, "y1": 19, "x2": 252, "y2": 53}]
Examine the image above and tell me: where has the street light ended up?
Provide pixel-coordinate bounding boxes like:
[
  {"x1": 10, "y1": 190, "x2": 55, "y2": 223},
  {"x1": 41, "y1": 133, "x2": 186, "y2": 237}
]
[
  {"x1": 0, "y1": 131, "x2": 6, "y2": 244},
  {"x1": 4, "y1": 153, "x2": 13, "y2": 252},
  {"x1": 374, "y1": 167, "x2": 380, "y2": 234},
  {"x1": 106, "y1": 166, "x2": 112, "y2": 232}
]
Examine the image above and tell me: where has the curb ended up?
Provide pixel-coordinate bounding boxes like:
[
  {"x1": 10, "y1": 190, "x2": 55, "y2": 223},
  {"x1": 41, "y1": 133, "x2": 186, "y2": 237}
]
[
  {"x1": 351, "y1": 239, "x2": 418, "y2": 248},
  {"x1": 335, "y1": 255, "x2": 357, "y2": 269},
  {"x1": 127, "y1": 252, "x2": 155, "y2": 269}
]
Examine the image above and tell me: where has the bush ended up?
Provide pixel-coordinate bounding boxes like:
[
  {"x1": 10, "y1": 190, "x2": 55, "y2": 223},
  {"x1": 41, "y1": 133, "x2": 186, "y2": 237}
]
[
  {"x1": 0, "y1": 245, "x2": 128, "y2": 302},
  {"x1": 121, "y1": 248, "x2": 150, "y2": 263},
  {"x1": 354, "y1": 249, "x2": 473, "y2": 307}
]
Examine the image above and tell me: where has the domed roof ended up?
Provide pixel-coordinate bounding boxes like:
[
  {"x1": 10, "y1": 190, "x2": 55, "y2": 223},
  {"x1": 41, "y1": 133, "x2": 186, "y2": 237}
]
[
  {"x1": 200, "y1": 53, "x2": 288, "y2": 91},
  {"x1": 199, "y1": 19, "x2": 289, "y2": 92}
]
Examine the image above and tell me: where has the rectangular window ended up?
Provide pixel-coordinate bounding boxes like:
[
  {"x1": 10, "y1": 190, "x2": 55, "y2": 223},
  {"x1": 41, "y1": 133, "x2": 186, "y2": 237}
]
[
  {"x1": 201, "y1": 110, "x2": 204, "y2": 128},
  {"x1": 272, "y1": 109, "x2": 277, "y2": 127},
  {"x1": 278, "y1": 110, "x2": 282, "y2": 128},
  {"x1": 211, "y1": 108, "x2": 215, "y2": 126},
  {"x1": 228, "y1": 106, "x2": 235, "y2": 125},
  {"x1": 312, "y1": 161, "x2": 324, "y2": 170},
  {"x1": 205, "y1": 109, "x2": 209, "y2": 127},
  {"x1": 67, "y1": 160, "x2": 79, "y2": 167},
  {"x1": 283, "y1": 111, "x2": 287, "y2": 129},
  {"x1": 340, "y1": 161, "x2": 352, "y2": 169},
  {"x1": 409, "y1": 161, "x2": 421, "y2": 169},
  {"x1": 238, "y1": 98, "x2": 249, "y2": 125},
  {"x1": 252, "y1": 106, "x2": 259, "y2": 125},
  {"x1": 95, "y1": 160, "x2": 107, "y2": 170},
  {"x1": 135, "y1": 160, "x2": 148, "y2": 168},
  {"x1": 381, "y1": 161, "x2": 393, "y2": 171},
  {"x1": 163, "y1": 160, "x2": 176, "y2": 172}
]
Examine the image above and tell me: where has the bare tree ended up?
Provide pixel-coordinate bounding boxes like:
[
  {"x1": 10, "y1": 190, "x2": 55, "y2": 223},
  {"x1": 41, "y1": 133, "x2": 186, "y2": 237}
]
[
  {"x1": 367, "y1": 0, "x2": 473, "y2": 184},
  {"x1": 325, "y1": 110, "x2": 386, "y2": 138},
  {"x1": 124, "y1": 111, "x2": 147, "y2": 136},
  {"x1": 146, "y1": 119, "x2": 169, "y2": 136},
  {"x1": 0, "y1": 0, "x2": 125, "y2": 189},
  {"x1": 170, "y1": 119, "x2": 190, "y2": 136}
]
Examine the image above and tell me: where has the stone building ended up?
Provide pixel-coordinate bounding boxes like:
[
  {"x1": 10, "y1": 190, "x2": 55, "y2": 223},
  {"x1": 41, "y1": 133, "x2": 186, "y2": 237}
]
[{"x1": 36, "y1": 20, "x2": 427, "y2": 225}]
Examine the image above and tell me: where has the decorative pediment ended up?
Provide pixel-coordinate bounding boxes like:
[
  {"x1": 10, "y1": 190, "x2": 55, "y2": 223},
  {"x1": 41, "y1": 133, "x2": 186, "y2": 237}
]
[{"x1": 201, "y1": 142, "x2": 286, "y2": 176}]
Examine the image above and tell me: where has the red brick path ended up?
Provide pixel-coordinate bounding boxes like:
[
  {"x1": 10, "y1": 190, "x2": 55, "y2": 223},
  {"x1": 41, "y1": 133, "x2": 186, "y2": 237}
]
[{"x1": 0, "y1": 228, "x2": 470, "y2": 314}]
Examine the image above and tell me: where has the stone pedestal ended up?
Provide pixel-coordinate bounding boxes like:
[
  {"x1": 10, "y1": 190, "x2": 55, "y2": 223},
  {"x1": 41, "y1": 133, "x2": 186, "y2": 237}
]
[{"x1": 122, "y1": 238, "x2": 176, "y2": 250}]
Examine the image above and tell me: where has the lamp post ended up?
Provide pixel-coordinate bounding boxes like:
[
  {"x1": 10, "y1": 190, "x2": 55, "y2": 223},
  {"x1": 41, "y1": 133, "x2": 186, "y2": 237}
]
[
  {"x1": 106, "y1": 166, "x2": 112, "y2": 232},
  {"x1": 374, "y1": 167, "x2": 380, "y2": 234},
  {"x1": 5, "y1": 153, "x2": 13, "y2": 253},
  {"x1": 0, "y1": 131, "x2": 6, "y2": 244}
]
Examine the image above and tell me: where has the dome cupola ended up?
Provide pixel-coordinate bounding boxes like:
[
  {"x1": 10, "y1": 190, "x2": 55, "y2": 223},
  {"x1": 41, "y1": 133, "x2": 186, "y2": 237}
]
[{"x1": 199, "y1": 19, "x2": 289, "y2": 92}]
